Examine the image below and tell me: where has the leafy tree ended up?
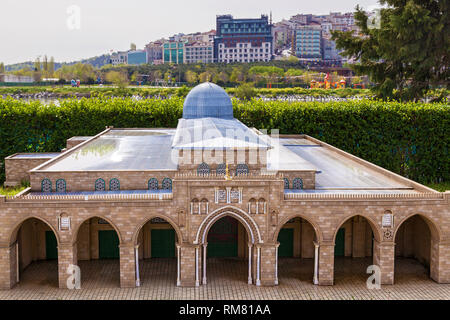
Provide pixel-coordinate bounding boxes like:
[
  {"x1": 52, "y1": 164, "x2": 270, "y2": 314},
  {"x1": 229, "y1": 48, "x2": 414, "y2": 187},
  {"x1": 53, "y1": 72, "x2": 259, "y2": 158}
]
[
  {"x1": 0, "y1": 62, "x2": 4, "y2": 74},
  {"x1": 235, "y1": 83, "x2": 257, "y2": 100},
  {"x1": 230, "y1": 66, "x2": 246, "y2": 83},
  {"x1": 130, "y1": 43, "x2": 137, "y2": 51},
  {"x1": 332, "y1": 1, "x2": 450, "y2": 101},
  {"x1": 185, "y1": 70, "x2": 198, "y2": 84},
  {"x1": 48, "y1": 57, "x2": 55, "y2": 77},
  {"x1": 105, "y1": 70, "x2": 129, "y2": 89}
]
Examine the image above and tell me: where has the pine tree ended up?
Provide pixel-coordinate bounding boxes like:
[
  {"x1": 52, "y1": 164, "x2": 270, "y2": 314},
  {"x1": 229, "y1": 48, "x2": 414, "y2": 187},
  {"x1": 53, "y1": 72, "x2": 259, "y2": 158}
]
[{"x1": 332, "y1": 0, "x2": 449, "y2": 101}]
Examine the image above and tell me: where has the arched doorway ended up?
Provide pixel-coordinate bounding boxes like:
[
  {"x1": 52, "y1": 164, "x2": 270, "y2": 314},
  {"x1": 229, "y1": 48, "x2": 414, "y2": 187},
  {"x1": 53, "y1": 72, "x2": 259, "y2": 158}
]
[
  {"x1": 276, "y1": 217, "x2": 318, "y2": 284},
  {"x1": 76, "y1": 217, "x2": 121, "y2": 288},
  {"x1": 135, "y1": 217, "x2": 179, "y2": 287},
  {"x1": 394, "y1": 214, "x2": 434, "y2": 283},
  {"x1": 203, "y1": 216, "x2": 253, "y2": 285},
  {"x1": 333, "y1": 215, "x2": 377, "y2": 284},
  {"x1": 11, "y1": 218, "x2": 59, "y2": 288}
]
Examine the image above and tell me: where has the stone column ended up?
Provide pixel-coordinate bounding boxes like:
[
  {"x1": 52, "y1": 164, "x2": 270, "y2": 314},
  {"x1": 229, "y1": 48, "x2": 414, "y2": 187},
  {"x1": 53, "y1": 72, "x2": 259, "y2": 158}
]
[
  {"x1": 317, "y1": 241, "x2": 334, "y2": 285},
  {"x1": 372, "y1": 239, "x2": 395, "y2": 285},
  {"x1": 58, "y1": 242, "x2": 78, "y2": 289},
  {"x1": 202, "y1": 243, "x2": 207, "y2": 285},
  {"x1": 176, "y1": 243, "x2": 197, "y2": 287},
  {"x1": 135, "y1": 245, "x2": 140, "y2": 287},
  {"x1": 313, "y1": 241, "x2": 319, "y2": 285},
  {"x1": 430, "y1": 240, "x2": 450, "y2": 283},
  {"x1": 119, "y1": 242, "x2": 136, "y2": 288},
  {"x1": 0, "y1": 242, "x2": 18, "y2": 289},
  {"x1": 257, "y1": 243, "x2": 279, "y2": 286},
  {"x1": 248, "y1": 243, "x2": 253, "y2": 284}
]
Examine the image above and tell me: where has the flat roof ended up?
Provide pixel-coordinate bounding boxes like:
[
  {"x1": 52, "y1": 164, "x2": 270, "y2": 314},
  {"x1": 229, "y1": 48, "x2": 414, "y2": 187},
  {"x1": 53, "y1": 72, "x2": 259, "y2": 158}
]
[
  {"x1": 40, "y1": 129, "x2": 178, "y2": 171},
  {"x1": 281, "y1": 138, "x2": 414, "y2": 190}
]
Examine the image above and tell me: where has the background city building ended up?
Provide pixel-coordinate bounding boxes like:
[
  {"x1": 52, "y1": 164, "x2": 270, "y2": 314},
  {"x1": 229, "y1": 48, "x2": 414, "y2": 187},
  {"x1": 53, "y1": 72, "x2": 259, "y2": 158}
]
[{"x1": 214, "y1": 14, "x2": 273, "y2": 63}]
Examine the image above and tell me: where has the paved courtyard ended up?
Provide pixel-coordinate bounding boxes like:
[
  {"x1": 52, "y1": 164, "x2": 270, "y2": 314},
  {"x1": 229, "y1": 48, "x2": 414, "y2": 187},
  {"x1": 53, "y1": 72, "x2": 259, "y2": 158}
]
[{"x1": 0, "y1": 257, "x2": 449, "y2": 300}]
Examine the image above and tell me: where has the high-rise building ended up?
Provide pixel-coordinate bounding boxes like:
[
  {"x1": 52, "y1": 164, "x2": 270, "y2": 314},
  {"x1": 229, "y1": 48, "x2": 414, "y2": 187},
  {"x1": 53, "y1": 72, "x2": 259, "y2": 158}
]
[
  {"x1": 162, "y1": 41, "x2": 186, "y2": 64},
  {"x1": 294, "y1": 24, "x2": 322, "y2": 60},
  {"x1": 127, "y1": 50, "x2": 148, "y2": 65},
  {"x1": 214, "y1": 14, "x2": 273, "y2": 63},
  {"x1": 110, "y1": 51, "x2": 128, "y2": 65},
  {"x1": 184, "y1": 42, "x2": 214, "y2": 64},
  {"x1": 145, "y1": 41, "x2": 163, "y2": 64}
]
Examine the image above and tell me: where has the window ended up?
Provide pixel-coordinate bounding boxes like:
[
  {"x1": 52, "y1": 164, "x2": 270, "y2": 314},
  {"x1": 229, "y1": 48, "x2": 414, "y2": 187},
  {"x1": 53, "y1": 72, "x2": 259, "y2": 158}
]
[
  {"x1": 148, "y1": 178, "x2": 159, "y2": 190},
  {"x1": 216, "y1": 163, "x2": 226, "y2": 175},
  {"x1": 109, "y1": 178, "x2": 120, "y2": 191},
  {"x1": 161, "y1": 178, "x2": 172, "y2": 191},
  {"x1": 55, "y1": 179, "x2": 66, "y2": 193},
  {"x1": 292, "y1": 178, "x2": 304, "y2": 190},
  {"x1": 41, "y1": 179, "x2": 52, "y2": 193},
  {"x1": 236, "y1": 164, "x2": 249, "y2": 176},
  {"x1": 284, "y1": 178, "x2": 290, "y2": 189},
  {"x1": 95, "y1": 178, "x2": 105, "y2": 191},
  {"x1": 197, "y1": 162, "x2": 210, "y2": 175}
]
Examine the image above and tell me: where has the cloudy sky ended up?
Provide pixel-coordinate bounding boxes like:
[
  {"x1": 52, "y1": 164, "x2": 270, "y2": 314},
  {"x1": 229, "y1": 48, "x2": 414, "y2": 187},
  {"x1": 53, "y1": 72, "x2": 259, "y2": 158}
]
[{"x1": 0, "y1": 0, "x2": 380, "y2": 65}]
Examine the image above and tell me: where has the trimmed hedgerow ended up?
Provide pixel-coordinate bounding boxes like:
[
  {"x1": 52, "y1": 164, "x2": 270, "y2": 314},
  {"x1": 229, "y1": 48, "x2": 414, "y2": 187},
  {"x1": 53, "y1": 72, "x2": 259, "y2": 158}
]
[{"x1": 0, "y1": 97, "x2": 448, "y2": 184}]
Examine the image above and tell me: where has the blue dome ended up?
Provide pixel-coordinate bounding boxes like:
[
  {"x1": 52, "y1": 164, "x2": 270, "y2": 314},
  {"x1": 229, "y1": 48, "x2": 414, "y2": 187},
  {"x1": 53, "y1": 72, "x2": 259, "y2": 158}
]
[{"x1": 182, "y1": 82, "x2": 234, "y2": 119}]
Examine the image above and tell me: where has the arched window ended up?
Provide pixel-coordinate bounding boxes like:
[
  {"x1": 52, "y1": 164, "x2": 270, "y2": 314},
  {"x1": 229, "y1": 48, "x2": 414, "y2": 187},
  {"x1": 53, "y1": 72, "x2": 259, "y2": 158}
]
[
  {"x1": 292, "y1": 178, "x2": 304, "y2": 190},
  {"x1": 148, "y1": 178, "x2": 158, "y2": 190},
  {"x1": 197, "y1": 162, "x2": 210, "y2": 175},
  {"x1": 41, "y1": 178, "x2": 52, "y2": 193},
  {"x1": 284, "y1": 178, "x2": 290, "y2": 189},
  {"x1": 258, "y1": 198, "x2": 266, "y2": 214},
  {"x1": 161, "y1": 178, "x2": 172, "y2": 190},
  {"x1": 248, "y1": 198, "x2": 257, "y2": 214},
  {"x1": 95, "y1": 178, "x2": 106, "y2": 191},
  {"x1": 236, "y1": 164, "x2": 249, "y2": 176},
  {"x1": 55, "y1": 179, "x2": 66, "y2": 193},
  {"x1": 191, "y1": 198, "x2": 200, "y2": 214},
  {"x1": 109, "y1": 178, "x2": 120, "y2": 191},
  {"x1": 216, "y1": 163, "x2": 226, "y2": 175},
  {"x1": 200, "y1": 198, "x2": 209, "y2": 214}
]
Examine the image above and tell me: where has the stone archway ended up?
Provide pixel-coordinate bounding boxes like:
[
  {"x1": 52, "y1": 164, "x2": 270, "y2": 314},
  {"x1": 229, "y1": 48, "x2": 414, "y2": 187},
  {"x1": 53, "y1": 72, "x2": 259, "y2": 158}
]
[
  {"x1": 394, "y1": 213, "x2": 441, "y2": 283},
  {"x1": 332, "y1": 214, "x2": 382, "y2": 285},
  {"x1": 273, "y1": 214, "x2": 322, "y2": 285},
  {"x1": 195, "y1": 206, "x2": 263, "y2": 286},
  {"x1": 8, "y1": 216, "x2": 60, "y2": 288},
  {"x1": 132, "y1": 215, "x2": 184, "y2": 287},
  {"x1": 74, "y1": 216, "x2": 122, "y2": 288}
]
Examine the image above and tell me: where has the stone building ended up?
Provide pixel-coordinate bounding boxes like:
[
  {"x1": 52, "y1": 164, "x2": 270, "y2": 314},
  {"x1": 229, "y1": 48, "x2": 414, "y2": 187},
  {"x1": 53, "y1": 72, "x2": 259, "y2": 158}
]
[{"x1": 0, "y1": 82, "x2": 449, "y2": 290}]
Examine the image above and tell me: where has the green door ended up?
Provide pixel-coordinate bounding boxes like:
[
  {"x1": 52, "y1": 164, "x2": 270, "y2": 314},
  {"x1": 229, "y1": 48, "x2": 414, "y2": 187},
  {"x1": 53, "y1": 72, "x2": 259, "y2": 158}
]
[
  {"x1": 99, "y1": 230, "x2": 119, "y2": 259},
  {"x1": 277, "y1": 228, "x2": 294, "y2": 257},
  {"x1": 151, "y1": 229, "x2": 175, "y2": 258},
  {"x1": 207, "y1": 217, "x2": 238, "y2": 258},
  {"x1": 45, "y1": 231, "x2": 58, "y2": 260},
  {"x1": 335, "y1": 228, "x2": 345, "y2": 257}
]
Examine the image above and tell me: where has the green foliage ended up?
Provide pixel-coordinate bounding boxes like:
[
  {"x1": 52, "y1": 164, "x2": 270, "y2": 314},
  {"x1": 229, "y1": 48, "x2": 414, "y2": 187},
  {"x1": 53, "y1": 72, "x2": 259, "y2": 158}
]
[
  {"x1": 234, "y1": 83, "x2": 257, "y2": 100},
  {"x1": 0, "y1": 97, "x2": 448, "y2": 186},
  {"x1": 0, "y1": 185, "x2": 27, "y2": 196},
  {"x1": 426, "y1": 182, "x2": 450, "y2": 192},
  {"x1": 332, "y1": 1, "x2": 449, "y2": 101}
]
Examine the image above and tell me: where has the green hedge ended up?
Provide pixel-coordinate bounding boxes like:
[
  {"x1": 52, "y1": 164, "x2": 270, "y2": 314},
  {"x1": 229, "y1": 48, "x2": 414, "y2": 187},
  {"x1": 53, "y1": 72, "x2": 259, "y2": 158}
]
[{"x1": 0, "y1": 97, "x2": 448, "y2": 185}]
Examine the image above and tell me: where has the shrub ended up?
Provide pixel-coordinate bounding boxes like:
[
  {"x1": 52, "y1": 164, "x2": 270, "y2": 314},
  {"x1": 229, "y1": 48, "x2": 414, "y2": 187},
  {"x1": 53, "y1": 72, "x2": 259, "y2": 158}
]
[{"x1": 0, "y1": 97, "x2": 448, "y2": 185}]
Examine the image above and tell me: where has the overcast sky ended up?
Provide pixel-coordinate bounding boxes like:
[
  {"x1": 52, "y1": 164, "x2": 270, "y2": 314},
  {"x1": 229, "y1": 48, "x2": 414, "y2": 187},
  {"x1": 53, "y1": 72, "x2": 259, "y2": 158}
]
[{"x1": 0, "y1": 0, "x2": 381, "y2": 65}]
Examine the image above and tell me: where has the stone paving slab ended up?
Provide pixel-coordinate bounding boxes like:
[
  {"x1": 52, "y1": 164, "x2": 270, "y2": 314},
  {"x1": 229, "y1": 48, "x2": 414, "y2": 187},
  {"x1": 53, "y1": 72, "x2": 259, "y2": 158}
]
[{"x1": 0, "y1": 257, "x2": 449, "y2": 300}]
